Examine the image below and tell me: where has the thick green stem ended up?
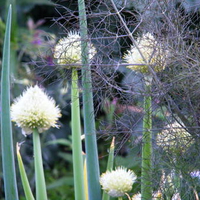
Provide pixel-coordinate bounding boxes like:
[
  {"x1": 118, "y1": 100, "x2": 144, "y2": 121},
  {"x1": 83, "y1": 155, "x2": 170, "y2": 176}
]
[
  {"x1": 33, "y1": 129, "x2": 48, "y2": 200},
  {"x1": 141, "y1": 83, "x2": 152, "y2": 200},
  {"x1": 71, "y1": 68, "x2": 86, "y2": 200},
  {"x1": 78, "y1": 0, "x2": 101, "y2": 199},
  {"x1": 1, "y1": 5, "x2": 19, "y2": 200}
]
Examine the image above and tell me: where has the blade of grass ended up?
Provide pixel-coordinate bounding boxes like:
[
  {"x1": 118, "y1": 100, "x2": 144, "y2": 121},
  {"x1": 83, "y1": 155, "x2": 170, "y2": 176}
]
[
  {"x1": 102, "y1": 137, "x2": 115, "y2": 200},
  {"x1": 71, "y1": 68, "x2": 85, "y2": 200},
  {"x1": 6, "y1": 0, "x2": 18, "y2": 77},
  {"x1": 33, "y1": 129, "x2": 48, "y2": 200},
  {"x1": 0, "y1": 5, "x2": 19, "y2": 200},
  {"x1": 106, "y1": 137, "x2": 115, "y2": 171},
  {"x1": 78, "y1": 0, "x2": 101, "y2": 199},
  {"x1": 141, "y1": 83, "x2": 152, "y2": 200},
  {"x1": 16, "y1": 143, "x2": 35, "y2": 200}
]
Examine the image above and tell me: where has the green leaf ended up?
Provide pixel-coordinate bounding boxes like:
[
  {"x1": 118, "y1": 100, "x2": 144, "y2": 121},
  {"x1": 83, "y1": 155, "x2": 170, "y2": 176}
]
[
  {"x1": 47, "y1": 177, "x2": 74, "y2": 189},
  {"x1": 0, "y1": 5, "x2": 19, "y2": 200},
  {"x1": 16, "y1": 143, "x2": 35, "y2": 200},
  {"x1": 78, "y1": 0, "x2": 101, "y2": 199},
  {"x1": 106, "y1": 137, "x2": 115, "y2": 171},
  {"x1": 58, "y1": 152, "x2": 73, "y2": 163},
  {"x1": 102, "y1": 137, "x2": 115, "y2": 200},
  {"x1": 45, "y1": 139, "x2": 72, "y2": 148},
  {"x1": 6, "y1": 0, "x2": 19, "y2": 77}
]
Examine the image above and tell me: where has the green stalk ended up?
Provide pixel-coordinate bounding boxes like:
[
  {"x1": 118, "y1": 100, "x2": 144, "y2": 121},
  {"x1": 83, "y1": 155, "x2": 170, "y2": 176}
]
[
  {"x1": 102, "y1": 137, "x2": 115, "y2": 200},
  {"x1": 71, "y1": 68, "x2": 85, "y2": 200},
  {"x1": 6, "y1": 0, "x2": 18, "y2": 77},
  {"x1": 141, "y1": 82, "x2": 152, "y2": 200},
  {"x1": 16, "y1": 143, "x2": 35, "y2": 200},
  {"x1": 106, "y1": 137, "x2": 115, "y2": 171},
  {"x1": 78, "y1": 0, "x2": 101, "y2": 200},
  {"x1": 1, "y1": 5, "x2": 19, "y2": 200},
  {"x1": 33, "y1": 129, "x2": 48, "y2": 200}
]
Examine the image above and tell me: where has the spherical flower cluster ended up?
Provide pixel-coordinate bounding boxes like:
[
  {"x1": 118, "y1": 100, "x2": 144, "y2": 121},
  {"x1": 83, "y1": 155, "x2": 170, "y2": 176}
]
[
  {"x1": 124, "y1": 33, "x2": 166, "y2": 74},
  {"x1": 54, "y1": 31, "x2": 96, "y2": 67},
  {"x1": 157, "y1": 121, "x2": 194, "y2": 153},
  {"x1": 100, "y1": 167, "x2": 136, "y2": 197},
  {"x1": 11, "y1": 85, "x2": 61, "y2": 135}
]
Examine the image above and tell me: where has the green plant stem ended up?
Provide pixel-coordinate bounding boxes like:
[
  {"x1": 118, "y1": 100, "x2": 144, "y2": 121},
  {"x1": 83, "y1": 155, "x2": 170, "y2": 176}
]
[
  {"x1": 16, "y1": 143, "x2": 35, "y2": 200},
  {"x1": 106, "y1": 137, "x2": 115, "y2": 171},
  {"x1": 33, "y1": 129, "x2": 48, "y2": 200},
  {"x1": 102, "y1": 137, "x2": 115, "y2": 200},
  {"x1": 78, "y1": 0, "x2": 101, "y2": 200},
  {"x1": 141, "y1": 81, "x2": 152, "y2": 200},
  {"x1": 71, "y1": 68, "x2": 85, "y2": 200},
  {"x1": 1, "y1": 5, "x2": 19, "y2": 200}
]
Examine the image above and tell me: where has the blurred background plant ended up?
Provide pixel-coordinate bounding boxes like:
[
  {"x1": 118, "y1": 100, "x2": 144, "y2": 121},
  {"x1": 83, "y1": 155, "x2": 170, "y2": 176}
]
[{"x1": 1, "y1": 0, "x2": 200, "y2": 199}]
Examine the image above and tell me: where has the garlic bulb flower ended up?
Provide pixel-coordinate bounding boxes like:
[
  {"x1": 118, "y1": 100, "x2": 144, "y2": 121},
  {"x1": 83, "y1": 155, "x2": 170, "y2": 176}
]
[
  {"x1": 11, "y1": 85, "x2": 61, "y2": 135},
  {"x1": 157, "y1": 121, "x2": 194, "y2": 153},
  {"x1": 100, "y1": 167, "x2": 136, "y2": 197},
  {"x1": 54, "y1": 31, "x2": 96, "y2": 67},
  {"x1": 124, "y1": 33, "x2": 166, "y2": 74}
]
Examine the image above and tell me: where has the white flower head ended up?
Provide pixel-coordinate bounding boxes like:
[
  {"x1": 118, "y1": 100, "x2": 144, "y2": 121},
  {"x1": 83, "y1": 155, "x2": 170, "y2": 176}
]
[
  {"x1": 124, "y1": 33, "x2": 166, "y2": 74},
  {"x1": 157, "y1": 121, "x2": 194, "y2": 153},
  {"x1": 54, "y1": 31, "x2": 96, "y2": 67},
  {"x1": 11, "y1": 85, "x2": 61, "y2": 135},
  {"x1": 100, "y1": 166, "x2": 136, "y2": 197}
]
